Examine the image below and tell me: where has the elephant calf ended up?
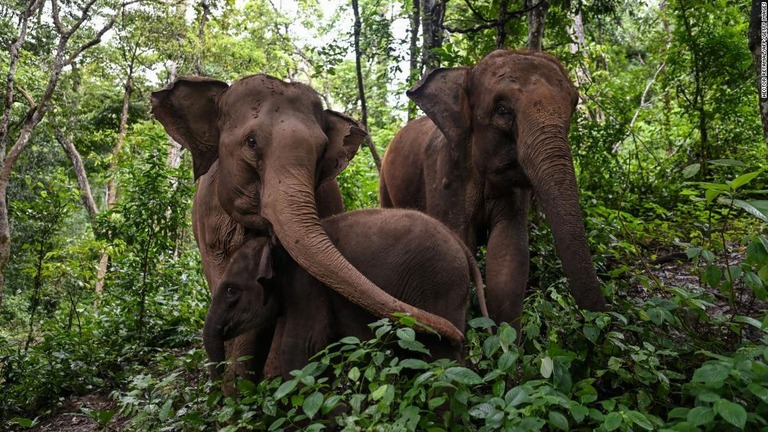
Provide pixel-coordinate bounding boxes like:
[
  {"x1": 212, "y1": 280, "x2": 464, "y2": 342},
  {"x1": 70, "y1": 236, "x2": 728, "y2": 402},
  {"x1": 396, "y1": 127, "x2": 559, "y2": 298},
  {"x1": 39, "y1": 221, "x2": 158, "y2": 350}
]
[{"x1": 203, "y1": 208, "x2": 487, "y2": 380}]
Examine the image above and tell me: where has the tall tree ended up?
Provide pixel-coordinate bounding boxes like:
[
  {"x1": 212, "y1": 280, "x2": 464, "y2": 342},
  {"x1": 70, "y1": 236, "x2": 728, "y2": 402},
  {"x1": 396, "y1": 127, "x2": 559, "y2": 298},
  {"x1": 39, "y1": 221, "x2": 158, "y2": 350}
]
[
  {"x1": 408, "y1": 0, "x2": 421, "y2": 119},
  {"x1": 527, "y1": 0, "x2": 549, "y2": 51},
  {"x1": 351, "y1": 0, "x2": 382, "y2": 170},
  {"x1": 421, "y1": 0, "x2": 447, "y2": 71},
  {"x1": 0, "y1": 0, "x2": 125, "y2": 307}
]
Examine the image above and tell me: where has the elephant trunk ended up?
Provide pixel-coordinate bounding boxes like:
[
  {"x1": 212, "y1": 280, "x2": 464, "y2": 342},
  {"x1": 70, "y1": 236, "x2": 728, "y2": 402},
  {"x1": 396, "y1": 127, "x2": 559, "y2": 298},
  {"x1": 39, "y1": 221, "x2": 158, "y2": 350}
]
[
  {"x1": 260, "y1": 164, "x2": 465, "y2": 343},
  {"x1": 203, "y1": 307, "x2": 226, "y2": 380},
  {"x1": 520, "y1": 126, "x2": 607, "y2": 311}
]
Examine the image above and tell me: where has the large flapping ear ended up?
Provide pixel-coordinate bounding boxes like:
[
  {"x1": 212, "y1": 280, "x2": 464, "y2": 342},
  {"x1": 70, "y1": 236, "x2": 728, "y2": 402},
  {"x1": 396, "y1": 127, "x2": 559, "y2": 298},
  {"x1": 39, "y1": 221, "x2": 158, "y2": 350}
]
[
  {"x1": 150, "y1": 77, "x2": 229, "y2": 180},
  {"x1": 318, "y1": 110, "x2": 368, "y2": 184},
  {"x1": 407, "y1": 67, "x2": 471, "y2": 148}
]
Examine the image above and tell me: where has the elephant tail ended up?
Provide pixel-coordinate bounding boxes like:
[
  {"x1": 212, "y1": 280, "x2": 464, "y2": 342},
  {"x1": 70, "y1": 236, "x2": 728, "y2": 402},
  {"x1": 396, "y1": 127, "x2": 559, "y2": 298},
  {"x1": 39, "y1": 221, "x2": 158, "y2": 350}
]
[{"x1": 457, "y1": 239, "x2": 489, "y2": 320}]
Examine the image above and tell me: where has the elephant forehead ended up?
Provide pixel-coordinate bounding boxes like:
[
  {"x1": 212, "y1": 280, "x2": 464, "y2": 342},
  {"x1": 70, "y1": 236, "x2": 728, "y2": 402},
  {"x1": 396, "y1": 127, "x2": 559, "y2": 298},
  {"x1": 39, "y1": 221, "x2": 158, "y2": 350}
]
[
  {"x1": 473, "y1": 55, "x2": 566, "y2": 88},
  {"x1": 220, "y1": 75, "x2": 324, "y2": 121}
]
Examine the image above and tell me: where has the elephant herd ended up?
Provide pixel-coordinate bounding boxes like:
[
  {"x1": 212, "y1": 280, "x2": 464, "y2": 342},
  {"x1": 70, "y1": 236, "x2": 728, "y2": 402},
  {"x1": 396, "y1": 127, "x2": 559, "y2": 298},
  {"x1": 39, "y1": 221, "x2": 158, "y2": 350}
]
[{"x1": 150, "y1": 49, "x2": 607, "y2": 391}]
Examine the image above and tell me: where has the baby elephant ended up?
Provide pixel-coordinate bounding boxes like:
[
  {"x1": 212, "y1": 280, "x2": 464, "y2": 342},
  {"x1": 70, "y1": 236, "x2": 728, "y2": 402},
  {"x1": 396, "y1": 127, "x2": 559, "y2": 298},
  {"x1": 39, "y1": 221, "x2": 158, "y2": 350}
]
[{"x1": 203, "y1": 208, "x2": 487, "y2": 380}]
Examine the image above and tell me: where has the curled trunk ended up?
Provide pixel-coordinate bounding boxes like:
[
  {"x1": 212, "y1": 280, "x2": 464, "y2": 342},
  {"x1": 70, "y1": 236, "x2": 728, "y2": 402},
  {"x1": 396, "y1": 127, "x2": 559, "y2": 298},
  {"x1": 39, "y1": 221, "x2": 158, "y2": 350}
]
[
  {"x1": 203, "y1": 309, "x2": 226, "y2": 380},
  {"x1": 260, "y1": 165, "x2": 464, "y2": 343}
]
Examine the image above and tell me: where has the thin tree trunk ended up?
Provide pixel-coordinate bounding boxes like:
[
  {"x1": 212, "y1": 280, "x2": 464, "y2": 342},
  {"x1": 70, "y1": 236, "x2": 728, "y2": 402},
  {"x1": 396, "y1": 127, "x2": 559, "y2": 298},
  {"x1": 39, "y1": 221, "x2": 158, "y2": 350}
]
[
  {"x1": 351, "y1": 0, "x2": 382, "y2": 171},
  {"x1": 94, "y1": 71, "x2": 133, "y2": 295},
  {"x1": 408, "y1": 0, "x2": 421, "y2": 120},
  {"x1": 194, "y1": 1, "x2": 210, "y2": 76},
  {"x1": 495, "y1": 0, "x2": 510, "y2": 48},
  {"x1": 54, "y1": 128, "x2": 98, "y2": 219},
  {"x1": 749, "y1": 0, "x2": 768, "y2": 145},
  {"x1": 421, "y1": 0, "x2": 447, "y2": 72},
  {"x1": 526, "y1": 0, "x2": 549, "y2": 52}
]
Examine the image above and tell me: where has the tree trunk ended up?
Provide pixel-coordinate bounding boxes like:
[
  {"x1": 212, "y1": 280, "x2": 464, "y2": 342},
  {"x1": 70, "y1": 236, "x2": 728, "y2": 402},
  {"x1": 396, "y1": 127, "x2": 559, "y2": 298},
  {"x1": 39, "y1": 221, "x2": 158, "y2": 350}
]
[
  {"x1": 55, "y1": 128, "x2": 98, "y2": 219},
  {"x1": 351, "y1": 0, "x2": 382, "y2": 171},
  {"x1": 194, "y1": 1, "x2": 210, "y2": 76},
  {"x1": 527, "y1": 0, "x2": 549, "y2": 52},
  {"x1": 749, "y1": 0, "x2": 768, "y2": 145},
  {"x1": 495, "y1": 0, "x2": 510, "y2": 49},
  {"x1": 408, "y1": 0, "x2": 421, "y2": 120},
  {"x1": 421, "y1": 0, "x2": 447, "y2": 72},
  {"x1": 94, "y1": 72, "x2": 133, "y2": 295}
]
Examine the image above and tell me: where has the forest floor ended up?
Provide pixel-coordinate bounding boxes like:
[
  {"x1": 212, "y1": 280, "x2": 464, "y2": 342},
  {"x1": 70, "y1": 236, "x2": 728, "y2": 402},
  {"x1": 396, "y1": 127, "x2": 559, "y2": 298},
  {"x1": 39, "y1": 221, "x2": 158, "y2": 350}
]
[{"x1": 23, "y1": 246, "x2": 765, "y2": 431}]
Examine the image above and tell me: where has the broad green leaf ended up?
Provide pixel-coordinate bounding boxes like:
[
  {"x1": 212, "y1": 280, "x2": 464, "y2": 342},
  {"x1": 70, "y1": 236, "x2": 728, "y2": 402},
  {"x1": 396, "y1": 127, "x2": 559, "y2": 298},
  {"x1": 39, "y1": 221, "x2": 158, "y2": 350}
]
[
  {"x1": 497, "y1": 351, "x2": 518, "y2": 372},
  {"x1": 687, "y1": 406, "x2": 715, "y2": 426},
  {"x1": 540, "y1": 356, "x2": 554, "y2": 378},
  {"x1": 549, "y1": 411, "x2": 569, "y2": 431},
  {"x1": 396, "y1": 327, "x2": 416, "y2": 341},
  {"x1": 443, "y1": 367, "x2": 483, "y2": 385},
  {"x1": 371, "y1": 384, "x2": 388, "y2": 401},
  {"x1": 708, "y1": 158, "x2": 745, "y2": 166},
  {"x1": 748, "y1": 383, "x2": 768, "y2": 403},
  {"x1": 717, "y1": 198, "x2": 768, "y2": 222},
  {"x1": 604, "y1": 412, "x2": 622, "y2": 431},
  {"x1": 713, "y1": 399, "x2": 747, "y2": 429},
  {"x1": 505, "y1": 386, "x2": 530, "y2": 407},
  {"x1": 729, "y1": 170, "x2": 763, "y2": 190},
  {"x1": 682, "y1": 163, "x2": 701, "y2": 178},
  {"x1": 302, "y1": 392, "x2": 324, "y2": 418},
  {"x1": 274, "y1": 379, "x2": 298, "y2": 400},
  {"x1": 626, "y1": 410, "x2": 653, "y2": 430},
  {"x1": 702, "y1": 265, "x2": 722, "y2": 288},
  {"x1": 468, "y1": 317, "x2": 495, "y2": 329},
  {"x1": 692, "y1": 362, "x2": 730, "y2": 383},
  {"x1": 400, "y1": 359, "x2": 430, "y2": 370},
  {"x1": 706, "y1": 188, "x2": 724, "y2": 203},
  {"x1": 469, "y1": 402, "x2": 496, "y2": 419}
]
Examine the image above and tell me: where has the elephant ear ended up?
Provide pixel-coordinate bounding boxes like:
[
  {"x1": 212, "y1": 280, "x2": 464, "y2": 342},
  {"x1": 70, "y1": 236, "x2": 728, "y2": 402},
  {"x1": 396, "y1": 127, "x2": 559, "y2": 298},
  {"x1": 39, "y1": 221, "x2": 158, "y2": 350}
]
[
  {"x1": 318, "y1": 110, "x2": 368, "y2": 184},
  {"x1": 150, "y1": 77, "x2": 229, "y2": 180},
  {"x1": 407, "y1": 67, "x2": 471, "y2": 149}
]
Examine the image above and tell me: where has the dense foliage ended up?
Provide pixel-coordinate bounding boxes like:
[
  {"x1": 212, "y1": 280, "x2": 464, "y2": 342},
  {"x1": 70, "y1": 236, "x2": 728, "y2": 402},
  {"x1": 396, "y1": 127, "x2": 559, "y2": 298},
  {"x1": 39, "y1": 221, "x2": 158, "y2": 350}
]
[{"x1": 0, "y1": 0, "x2": 766, "y2": 430}]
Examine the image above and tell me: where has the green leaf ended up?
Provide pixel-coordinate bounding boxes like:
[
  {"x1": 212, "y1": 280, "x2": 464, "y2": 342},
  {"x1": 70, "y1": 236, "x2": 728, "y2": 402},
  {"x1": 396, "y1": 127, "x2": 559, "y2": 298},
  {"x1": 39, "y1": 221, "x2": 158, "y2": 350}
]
[
  {"x1": 274, "y1": 379, "x2": 298, "y2": 400},
  {"x1": 339, "y1": 336, "x2": 360, "y2": 345},
  {"x1": 686, "y1": 406, "x2": 714, "y2": 425},
  {"x1": 428, "y1": 396, "x2": 447, "y2": 410},
  {"x1": 303, "y1": 392, "x2": 324, "y2": 419},
  {"x1": 713, "y1": 399, "x2": 747, "y2": 429},
  {"x1": 717, "y1": 198, "x2": 768, "y2": 222},
  {"x1": 702, "y1": 265, "x2": 722, "y2": 288},
  {"x1": 682, "y1": 163, "x2": 701, "y2": 178},
  {"x1": 10, "y1": 418, "x2": 37, "y2": 428},
  {"x1": 549, "y1": 411, "x2": 569, "y2": 431},
  {"x1": 692, "y1": 362, "x2": 730, "y2": 383},
  {"x1": 497, "y1": 351, "x2": 518, "y2": 372},
  {"x1": 604, "y1": 412, "x2": 622, "y2": 431},
  {"x1": 540, "y1": 356, "x2": 554, "y2": 378},
  {"x1": 706, "y1": 188, "x2": 724, "y2": 203},
  {"x1": 443, "y1": 367, "x2": 483, "y2": 385},
  {"x1": 348, "y1": 366, "x2": 360, "y2": 381},
  {"x1": 468, "y1": 317, "x2": 495, "y2": 329},
  {"x1": 371, "y1": 384, "x2": 388, "y2": 401},
  {"x1": 396, "y1": 327, "x2": 416, "y2": 342},
  {"x1": 748, "y1": 383, "x2": 768, "y2": 403},
  {"x1": 708, "y1": 158, "x2": 745, "y2": 166},
  {"x1": 400, "y1": 359, "x2": 430, "y2": 370},
  {"x1": 728, "y1": 170, "x2": 763, "y2": 190},
  {"x1": 626, "y1": 410, "x2": 653, "y2": 430},
  {"x1": 505, "y1": 386, "x2": 530, "y2": 407},
  {"x1": 469, "y1": 403, "x2": 495, "y2": 419}
]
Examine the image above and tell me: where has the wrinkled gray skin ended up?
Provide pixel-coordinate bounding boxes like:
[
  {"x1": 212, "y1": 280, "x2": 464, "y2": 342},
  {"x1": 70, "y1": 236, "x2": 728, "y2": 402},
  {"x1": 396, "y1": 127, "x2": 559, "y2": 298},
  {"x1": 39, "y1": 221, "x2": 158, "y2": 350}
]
[
  {"x1": 203, "y1": 209, "x2": 487, "y2": 380},
  {"x1": 151, "y1": 74, "x2": 463, "y2": 388},
  {"x1": 380, "y1": 50, "x2": 607, "y2": 326}
]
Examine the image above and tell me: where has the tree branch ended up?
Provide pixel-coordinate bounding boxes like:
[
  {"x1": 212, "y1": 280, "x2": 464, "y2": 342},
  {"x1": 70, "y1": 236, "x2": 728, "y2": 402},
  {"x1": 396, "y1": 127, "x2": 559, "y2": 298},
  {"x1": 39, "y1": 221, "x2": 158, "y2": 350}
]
[{"x1": 54, "y1": 127, "x2": 99, "y2": 219}]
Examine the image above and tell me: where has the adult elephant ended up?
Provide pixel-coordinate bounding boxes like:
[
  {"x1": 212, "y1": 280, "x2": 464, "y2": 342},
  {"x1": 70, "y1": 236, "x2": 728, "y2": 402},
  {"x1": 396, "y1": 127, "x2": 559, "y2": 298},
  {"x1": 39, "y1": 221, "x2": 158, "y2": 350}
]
[
  {"x1": 379, "y1": 50, "x2": 607, "y2": 325},
  {"x1": 151, "y1": 75, "x2": 463, "y2": 382},
  {"x1": 203, "y1": 209, "x2": 487, "y2": 380}
]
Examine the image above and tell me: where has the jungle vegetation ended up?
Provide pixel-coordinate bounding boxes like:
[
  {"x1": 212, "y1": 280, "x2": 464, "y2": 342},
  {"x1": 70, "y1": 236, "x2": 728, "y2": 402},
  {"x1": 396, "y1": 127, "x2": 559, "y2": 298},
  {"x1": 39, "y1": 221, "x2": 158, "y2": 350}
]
[{"x1": 0, "y1": 0, "x2": 766, "y2": 430}]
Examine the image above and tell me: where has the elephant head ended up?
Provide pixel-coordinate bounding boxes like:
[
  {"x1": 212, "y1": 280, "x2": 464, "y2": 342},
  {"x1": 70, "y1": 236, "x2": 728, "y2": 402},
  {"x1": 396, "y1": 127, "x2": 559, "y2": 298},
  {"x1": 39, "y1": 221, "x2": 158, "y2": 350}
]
[
  {"x1": 409, "y1": 50, "x2": 605, "y2": 311},
  {"x1": 203, "y1": 237, "x2": 279, "y2": 380},
  {"x1": 151, "y1": 74, "x2": 464, "y2": 341}
]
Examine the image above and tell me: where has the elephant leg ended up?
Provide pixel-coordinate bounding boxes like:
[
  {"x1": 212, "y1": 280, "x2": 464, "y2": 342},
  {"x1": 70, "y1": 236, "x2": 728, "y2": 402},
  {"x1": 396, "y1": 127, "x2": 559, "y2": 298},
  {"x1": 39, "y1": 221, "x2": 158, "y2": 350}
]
[
  {"x1": 485, "y1": 189, "x2": 531, "y2": 328},
  {"x1": 262, "y1": 315, "x2": 285, "y2": 379}
]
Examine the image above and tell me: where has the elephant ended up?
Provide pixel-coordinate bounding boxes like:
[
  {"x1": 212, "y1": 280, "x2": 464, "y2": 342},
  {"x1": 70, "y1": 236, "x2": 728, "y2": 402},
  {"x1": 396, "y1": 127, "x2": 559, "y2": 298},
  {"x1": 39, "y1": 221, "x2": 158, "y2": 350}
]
[
  {"x1": 203, "y1": 208, "x2": 488, "y2": 380},
  {"x1": 150, "y1": 74, "x2": 463, "y2": 384},
  {"x1": 379, "y1": 50, "x2": 607, "y2": 326}
]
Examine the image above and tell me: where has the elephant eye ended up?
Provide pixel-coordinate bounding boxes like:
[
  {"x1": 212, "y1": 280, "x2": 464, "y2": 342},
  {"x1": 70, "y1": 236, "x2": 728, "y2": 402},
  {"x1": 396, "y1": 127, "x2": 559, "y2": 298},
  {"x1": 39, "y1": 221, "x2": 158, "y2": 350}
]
[
  {"x1": 224, "y1": 285, "x2": 240, "y2": 299},
  {"x1": 496, "y1": 104, "x2": 509, "y2": 115},
  {"x1": 245, "y1": 135, "x2": 258, "y2": 149}
]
